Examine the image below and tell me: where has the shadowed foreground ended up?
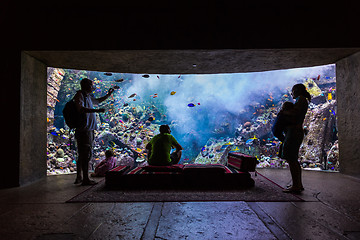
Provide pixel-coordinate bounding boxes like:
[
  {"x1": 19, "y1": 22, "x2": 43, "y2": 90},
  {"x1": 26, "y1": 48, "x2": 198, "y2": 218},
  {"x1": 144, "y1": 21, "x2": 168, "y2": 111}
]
[{"x1": 0, "y1": 168, "x2": 359, "y2": 240}]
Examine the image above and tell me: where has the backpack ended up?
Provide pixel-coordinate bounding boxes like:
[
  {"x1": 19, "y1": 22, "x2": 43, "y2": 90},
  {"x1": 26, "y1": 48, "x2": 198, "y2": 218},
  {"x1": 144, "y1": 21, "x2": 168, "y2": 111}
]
[{"x1": 62, "y1": 91, "x2": 86, "y2": 129}]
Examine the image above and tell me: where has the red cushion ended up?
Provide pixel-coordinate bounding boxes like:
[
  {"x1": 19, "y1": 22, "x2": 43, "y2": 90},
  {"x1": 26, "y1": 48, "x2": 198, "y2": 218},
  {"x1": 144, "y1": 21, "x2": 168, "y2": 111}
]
[
  {"x1": 143, "y1": 164, "x2": 185, "y2": 172},
  {"x1": 127, "y1": 166, "x2": 181, "y2": 175},
  {"x1": 183, "y1": 164, "x2": 226, "y2": 174},
  {"x1": 108, "y1": 165, "x2": 130, "y2": 173},
  {"x1": 227, "y1": 152, "x2": 258, "y2": 172},
  {"x1": 224, "y1": 165, "x2": 242, "y2": 174}
]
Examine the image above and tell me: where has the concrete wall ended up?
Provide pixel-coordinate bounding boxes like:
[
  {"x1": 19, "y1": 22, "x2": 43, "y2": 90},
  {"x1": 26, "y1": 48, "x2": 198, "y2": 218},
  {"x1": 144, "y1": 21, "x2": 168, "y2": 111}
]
[
  {"x1": 336, "y1": 52, "x2": 360, "y2": 178},
  {"x1": 20, "y1": 53, "x2": 47, "y2": 185}
]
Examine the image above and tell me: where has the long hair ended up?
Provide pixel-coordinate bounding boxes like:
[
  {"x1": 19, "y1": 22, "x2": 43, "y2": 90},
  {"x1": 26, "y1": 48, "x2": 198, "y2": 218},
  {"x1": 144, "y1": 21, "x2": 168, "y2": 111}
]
[{"x1": 293, "y1": 84, "x2": 311, "y2": 102}]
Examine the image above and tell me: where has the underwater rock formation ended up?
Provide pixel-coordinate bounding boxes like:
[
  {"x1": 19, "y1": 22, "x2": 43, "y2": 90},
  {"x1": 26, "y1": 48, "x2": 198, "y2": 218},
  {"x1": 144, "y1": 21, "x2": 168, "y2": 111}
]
[
  {"x1": 47, "y1": 68, "x2": 65, "y2": 130},
  {"x1": 299, "y1": 99, "x2": 337, "y2": 169}
]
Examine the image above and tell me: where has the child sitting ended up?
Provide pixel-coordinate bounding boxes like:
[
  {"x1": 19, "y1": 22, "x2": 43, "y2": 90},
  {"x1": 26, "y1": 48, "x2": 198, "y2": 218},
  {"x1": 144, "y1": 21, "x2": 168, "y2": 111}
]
[
  {"x1": 272, "y1": 101, "x2": 295, "y2": 142},
  {"x1": 91, "y1": 149, "x2": 117, "y2": 177}
]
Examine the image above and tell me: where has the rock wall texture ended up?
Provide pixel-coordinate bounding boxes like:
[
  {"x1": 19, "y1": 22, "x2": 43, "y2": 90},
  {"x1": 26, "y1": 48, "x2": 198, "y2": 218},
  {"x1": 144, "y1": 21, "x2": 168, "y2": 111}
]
[
  {"x1": 20, "y1": 53, "x2": 47, "y2": 185},
  {"x1": 336, "y1": 52, "x2": 360, "y2": 177}
]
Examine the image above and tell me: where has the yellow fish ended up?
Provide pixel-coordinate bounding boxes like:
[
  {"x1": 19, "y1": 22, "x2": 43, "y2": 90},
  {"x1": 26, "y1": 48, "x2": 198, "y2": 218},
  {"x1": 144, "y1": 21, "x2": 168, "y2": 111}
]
[
  {"x1": 170, "y1": 91, "x2": 176, "y2": 95},
  {"x1": 327, "y1": 93, "x2": 332, "y2": 100}
]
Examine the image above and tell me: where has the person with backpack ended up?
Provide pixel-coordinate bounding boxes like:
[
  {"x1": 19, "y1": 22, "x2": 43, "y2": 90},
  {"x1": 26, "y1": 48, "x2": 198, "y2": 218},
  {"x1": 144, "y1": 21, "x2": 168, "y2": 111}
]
[{"x1": 73, "y1": 78, "x2": 114, "y2": 185}]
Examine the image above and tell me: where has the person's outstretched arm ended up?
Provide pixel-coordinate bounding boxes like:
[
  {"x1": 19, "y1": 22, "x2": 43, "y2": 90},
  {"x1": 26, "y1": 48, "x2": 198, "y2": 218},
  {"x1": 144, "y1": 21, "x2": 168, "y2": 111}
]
[{"x1": 95, "y1": 88, "x2": 114, "y2": 103}]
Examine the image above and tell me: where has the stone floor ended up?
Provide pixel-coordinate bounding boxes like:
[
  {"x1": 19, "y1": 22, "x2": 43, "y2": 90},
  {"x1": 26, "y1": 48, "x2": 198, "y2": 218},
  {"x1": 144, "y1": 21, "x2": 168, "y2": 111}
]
[{"x1": 0, "y1": 168, "x2": 359, "y2": 240}]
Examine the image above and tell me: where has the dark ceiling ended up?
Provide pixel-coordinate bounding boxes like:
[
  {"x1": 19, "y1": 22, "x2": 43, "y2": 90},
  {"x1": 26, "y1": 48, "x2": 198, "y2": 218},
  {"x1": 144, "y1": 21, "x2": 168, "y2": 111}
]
[
  {"x1": 26, "y1": 49, "x2": 359, "y2": 74},
  {"x1": 4, "y1": 1, "x2": 360, "y2": 51},
  {"x1": 13, "y1": 2, "x2": 359, "y2": 74}
]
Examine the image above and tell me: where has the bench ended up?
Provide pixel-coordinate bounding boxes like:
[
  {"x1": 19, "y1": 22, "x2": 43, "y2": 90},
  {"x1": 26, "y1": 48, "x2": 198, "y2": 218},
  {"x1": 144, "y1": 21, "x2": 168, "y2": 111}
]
[{"x1": 105, "y1": 152, "x2": 258, "y2": 189}]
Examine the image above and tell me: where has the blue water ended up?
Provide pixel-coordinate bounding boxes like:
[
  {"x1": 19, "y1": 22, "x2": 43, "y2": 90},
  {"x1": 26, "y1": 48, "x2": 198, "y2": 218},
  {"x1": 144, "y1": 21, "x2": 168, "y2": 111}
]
[{"x1": 49, "y1": 64, "x2": 336, "y2": 167}]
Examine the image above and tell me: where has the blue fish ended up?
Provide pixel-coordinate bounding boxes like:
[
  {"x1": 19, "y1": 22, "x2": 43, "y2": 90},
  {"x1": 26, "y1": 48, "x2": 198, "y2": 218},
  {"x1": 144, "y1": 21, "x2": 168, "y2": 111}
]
[
  {"x1": 245, "y1": 139, "x2": 254, "y2": 145},
  {"x1": 187, "y1": 103, "x2": 196, "y2": 107},
  {"x1": 50, "y1": 131, "x2": 58, "y2": 136}
]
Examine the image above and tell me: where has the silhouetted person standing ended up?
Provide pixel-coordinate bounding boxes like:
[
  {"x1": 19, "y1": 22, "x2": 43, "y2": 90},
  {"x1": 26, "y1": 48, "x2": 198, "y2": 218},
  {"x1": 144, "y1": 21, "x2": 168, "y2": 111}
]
[
  {"x1": 74, "y1": 78, "x2": 114, "y2": 185},
  {"x1": 280, "y1": 84, "x2": 311, "y2": 193}
]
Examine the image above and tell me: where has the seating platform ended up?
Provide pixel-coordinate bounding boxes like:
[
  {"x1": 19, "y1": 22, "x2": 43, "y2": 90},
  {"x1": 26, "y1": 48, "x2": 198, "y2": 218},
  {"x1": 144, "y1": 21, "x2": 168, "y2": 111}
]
[{"x1": 105, "y1": 153, "x2": 258, "y2": 189}]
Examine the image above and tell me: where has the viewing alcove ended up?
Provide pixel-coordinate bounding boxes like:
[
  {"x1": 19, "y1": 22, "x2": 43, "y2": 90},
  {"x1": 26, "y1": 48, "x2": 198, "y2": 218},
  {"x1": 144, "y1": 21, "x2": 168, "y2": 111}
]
[{"x1": 18, "y1": 49, "x2": 360, "y2": 186}]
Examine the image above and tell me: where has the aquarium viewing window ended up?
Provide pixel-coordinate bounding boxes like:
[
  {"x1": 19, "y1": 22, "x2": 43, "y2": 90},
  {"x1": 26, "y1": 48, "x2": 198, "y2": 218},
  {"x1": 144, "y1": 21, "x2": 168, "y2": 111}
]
[{"x1": 46, "y1": 65, "x2": 338, "y2": 175}]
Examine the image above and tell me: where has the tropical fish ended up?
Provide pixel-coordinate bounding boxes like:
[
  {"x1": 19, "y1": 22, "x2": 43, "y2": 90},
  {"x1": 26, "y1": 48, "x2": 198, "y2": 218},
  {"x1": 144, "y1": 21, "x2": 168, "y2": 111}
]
[
  {"x1": 104, "y1": 72, "x2": 112, "y2": 76},
  {"x1": 187, "y1": 103, "x2": 196, "y2": 107},
  {"x1": 123, "y1": 103, "x2": 129, "y2": 107},
  {"x1": 133, "y1": 99, "x2": 136, "y2": 101},
  {"x1": 327, "y1": 93, "x2": 332, "y2": 100},
  {"x1": 170, "y1": 91, "x2": 176, "y2": 95},
  {"x1": 249, "y1": 135, "x2": 258, "y2": 140},
  {"x1": 142, "y1": 74, "x2": 150, "y2": 78},
  {"x1": 115, "y1": 79, "x2": 124, "y2": 82},
  {"x1": 113, "y1": 86, "x2": 120, "y2": 89},
  {"x1": 157, "y1": 76, "x2": 160, "y2": 79},
  {"x1": 128, "y1": 93, "x2": 136, "y2": 98},
  {"x1": 148, "y1": 116, "x2": 155, "y2": 121},
  {"x1": 197, "y1": 103, "x2": 200, "y2": 105},
  {"x1": 245, "y1": 139, "x2": 254, "y2": 145}
]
